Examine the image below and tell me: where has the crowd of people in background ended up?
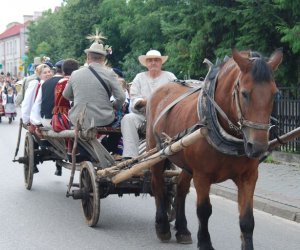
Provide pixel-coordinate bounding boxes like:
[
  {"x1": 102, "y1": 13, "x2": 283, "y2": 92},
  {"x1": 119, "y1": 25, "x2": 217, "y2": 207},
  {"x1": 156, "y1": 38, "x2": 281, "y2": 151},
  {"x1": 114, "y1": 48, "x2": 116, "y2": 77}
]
[{"x1": 0, "y1": 72, "x2": 18, "y2": 123}]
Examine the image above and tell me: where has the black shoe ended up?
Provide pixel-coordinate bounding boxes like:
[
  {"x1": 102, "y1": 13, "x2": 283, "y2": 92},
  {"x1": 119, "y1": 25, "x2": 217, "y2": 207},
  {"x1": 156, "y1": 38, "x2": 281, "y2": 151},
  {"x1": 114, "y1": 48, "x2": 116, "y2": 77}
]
[
  {"x1": 8, "y1": 117, "x2": 12, "y2": 124},
  {"x1": 55, "y1": 166, "x2": 62, "y2": 176},
  {"x1": 33, "y1": 166, "x2": 39, "y2": 174}
]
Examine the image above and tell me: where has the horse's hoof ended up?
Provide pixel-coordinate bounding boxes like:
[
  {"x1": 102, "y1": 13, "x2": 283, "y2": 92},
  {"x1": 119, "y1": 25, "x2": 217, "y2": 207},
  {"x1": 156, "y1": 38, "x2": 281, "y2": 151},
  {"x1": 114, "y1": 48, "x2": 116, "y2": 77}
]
[
  {"x1": 156, "y1": 230, "x2": 171, "y2": 242},
  {"x1": 176, "y1": 233, "x2": 193, "y2": 244},
  {"x1": 155, "y1": 222, "x2": 171, "y2": 242}
]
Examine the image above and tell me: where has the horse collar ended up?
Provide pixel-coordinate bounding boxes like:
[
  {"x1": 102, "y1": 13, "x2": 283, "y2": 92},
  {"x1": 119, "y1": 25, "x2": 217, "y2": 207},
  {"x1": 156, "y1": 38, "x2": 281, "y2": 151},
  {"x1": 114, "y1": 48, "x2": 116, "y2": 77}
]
[{"x1": 198, "y1": 65, "x2": 246, "y2": 156}]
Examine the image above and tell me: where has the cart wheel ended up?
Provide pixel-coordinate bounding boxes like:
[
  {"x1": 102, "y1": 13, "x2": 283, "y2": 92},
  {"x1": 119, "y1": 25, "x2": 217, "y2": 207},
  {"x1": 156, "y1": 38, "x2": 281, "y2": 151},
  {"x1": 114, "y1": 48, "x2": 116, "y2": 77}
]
[
  {"x1": 80, "y1": 161, "x2": 100, "y2": 227},
  {"x1": 23, "y1": 132, "x2": 35, "y2": 190}
]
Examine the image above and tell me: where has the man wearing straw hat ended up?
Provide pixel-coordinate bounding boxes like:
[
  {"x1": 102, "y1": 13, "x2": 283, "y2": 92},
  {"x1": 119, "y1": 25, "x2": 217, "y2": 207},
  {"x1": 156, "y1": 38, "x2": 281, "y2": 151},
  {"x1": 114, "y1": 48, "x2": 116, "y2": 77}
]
[
  {"x1": 121, "y1": 49, "x2": 176, "y2": 159},
  {"x1": 63, "y1": 31, "x2": 125, "y2": 129}
]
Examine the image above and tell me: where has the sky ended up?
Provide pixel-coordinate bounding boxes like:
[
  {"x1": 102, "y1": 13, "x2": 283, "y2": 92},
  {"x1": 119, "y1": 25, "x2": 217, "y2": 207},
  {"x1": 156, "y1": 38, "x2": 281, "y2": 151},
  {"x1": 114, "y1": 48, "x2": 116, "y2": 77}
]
[{"x1": 0, "y1": 0, "x2": 64, "y2": 33}]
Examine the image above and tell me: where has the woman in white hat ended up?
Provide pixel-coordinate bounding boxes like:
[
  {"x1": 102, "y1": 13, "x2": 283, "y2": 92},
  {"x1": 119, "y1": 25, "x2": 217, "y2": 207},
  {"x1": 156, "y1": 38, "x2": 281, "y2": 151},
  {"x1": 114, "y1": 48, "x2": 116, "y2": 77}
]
[{"x1": 121, "y1": 49, "x2": 177, "y2": 159}]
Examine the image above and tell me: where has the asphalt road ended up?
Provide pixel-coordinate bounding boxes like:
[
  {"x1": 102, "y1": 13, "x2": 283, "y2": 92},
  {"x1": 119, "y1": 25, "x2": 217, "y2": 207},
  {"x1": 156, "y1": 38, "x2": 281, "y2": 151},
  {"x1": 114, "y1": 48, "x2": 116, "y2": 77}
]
[{"x1": 0, "y1": 111, "x2": 300, "y2": 249}]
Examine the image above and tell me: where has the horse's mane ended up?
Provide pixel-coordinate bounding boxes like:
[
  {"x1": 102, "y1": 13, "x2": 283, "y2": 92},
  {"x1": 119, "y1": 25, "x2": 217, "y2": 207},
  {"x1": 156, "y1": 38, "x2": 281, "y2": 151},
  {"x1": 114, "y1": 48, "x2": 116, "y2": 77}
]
[{"x1": 250, "y1": 53, "x2": 273, "y2": 82}]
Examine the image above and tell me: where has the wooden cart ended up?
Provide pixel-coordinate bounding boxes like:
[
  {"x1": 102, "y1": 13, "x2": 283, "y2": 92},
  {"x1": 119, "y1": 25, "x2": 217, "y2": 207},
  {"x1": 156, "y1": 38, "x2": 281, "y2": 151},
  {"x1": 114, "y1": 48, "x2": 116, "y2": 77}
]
[
  {"x1": 13, "y1": 119, "x2": 207, "y2": 226},
  {"x1": 13, "y1": 118, "x2": 300, "y2": 227}
]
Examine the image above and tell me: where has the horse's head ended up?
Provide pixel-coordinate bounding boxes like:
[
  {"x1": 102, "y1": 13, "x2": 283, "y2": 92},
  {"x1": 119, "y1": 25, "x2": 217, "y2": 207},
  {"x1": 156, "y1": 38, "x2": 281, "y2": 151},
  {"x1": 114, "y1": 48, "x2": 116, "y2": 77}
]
[{"x1": 232, "y1": 48, "x2": 283, "y2": 158}]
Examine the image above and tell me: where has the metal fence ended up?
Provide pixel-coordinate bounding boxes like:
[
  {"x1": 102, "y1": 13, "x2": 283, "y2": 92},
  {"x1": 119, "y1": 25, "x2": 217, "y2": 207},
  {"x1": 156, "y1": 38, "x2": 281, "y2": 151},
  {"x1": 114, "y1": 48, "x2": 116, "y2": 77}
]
[{"x1": 272, "y1": 86, "x2": 300, "y2": 153}]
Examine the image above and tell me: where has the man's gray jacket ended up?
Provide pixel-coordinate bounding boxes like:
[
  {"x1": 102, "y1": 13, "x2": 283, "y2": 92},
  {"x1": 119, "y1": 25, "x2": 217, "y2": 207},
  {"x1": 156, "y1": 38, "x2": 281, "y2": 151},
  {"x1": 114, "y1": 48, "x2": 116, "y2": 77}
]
[{"x1": 63, "y1": 62, "x2": 125, "y2": 129}]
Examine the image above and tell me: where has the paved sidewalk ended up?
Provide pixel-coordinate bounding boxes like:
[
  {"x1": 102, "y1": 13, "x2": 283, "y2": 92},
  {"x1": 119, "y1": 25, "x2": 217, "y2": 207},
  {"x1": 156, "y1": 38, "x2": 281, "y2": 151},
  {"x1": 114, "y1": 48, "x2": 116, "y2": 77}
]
[{"x1": 210, "y1": 162, "x2": 300, "y2": 223}]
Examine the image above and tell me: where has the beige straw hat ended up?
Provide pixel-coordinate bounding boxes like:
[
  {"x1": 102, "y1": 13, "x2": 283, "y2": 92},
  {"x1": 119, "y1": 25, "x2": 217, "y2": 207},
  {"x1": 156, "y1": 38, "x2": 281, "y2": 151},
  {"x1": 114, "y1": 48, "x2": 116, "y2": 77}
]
[{"x1": 138, "y1": 50, "x2": 168, "y2": 67}]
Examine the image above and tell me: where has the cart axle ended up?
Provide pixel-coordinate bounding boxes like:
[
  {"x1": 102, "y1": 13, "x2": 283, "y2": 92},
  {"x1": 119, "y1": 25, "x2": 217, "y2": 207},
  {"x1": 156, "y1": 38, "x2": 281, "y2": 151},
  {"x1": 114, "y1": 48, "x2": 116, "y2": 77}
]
[
  {"x1": 66, "y1": 189, "x2": 90, "y2": 200},
  {"x1": 12, "y1": 157, "x2": 28, "y2": 164}
]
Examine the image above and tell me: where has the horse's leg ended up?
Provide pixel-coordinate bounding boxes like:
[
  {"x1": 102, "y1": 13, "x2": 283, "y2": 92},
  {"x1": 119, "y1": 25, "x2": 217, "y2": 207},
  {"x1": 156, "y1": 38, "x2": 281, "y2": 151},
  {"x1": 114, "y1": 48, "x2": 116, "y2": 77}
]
[
  {"x1": 193, "y1": 176, "x2": 215, "y2": 250},
  {"x1": 175, "y1": 171, "x2": 193, "y2": 244},
  {"x1": 234, "y1": 168, "x2": 258, "y2": 250},
  {"x1": 151, "y1": 160, "x2": 171, "y2": 242}
]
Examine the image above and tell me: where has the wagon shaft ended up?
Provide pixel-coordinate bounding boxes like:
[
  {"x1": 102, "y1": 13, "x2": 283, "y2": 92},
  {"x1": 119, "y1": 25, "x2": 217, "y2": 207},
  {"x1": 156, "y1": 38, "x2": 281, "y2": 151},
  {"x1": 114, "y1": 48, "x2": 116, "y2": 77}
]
[
  {"x1": 268, "y1": 127, "x2": 300, "y2": 151},
  {"x1": 111, "y1": 127, "x2": 208, "y2": 184}
]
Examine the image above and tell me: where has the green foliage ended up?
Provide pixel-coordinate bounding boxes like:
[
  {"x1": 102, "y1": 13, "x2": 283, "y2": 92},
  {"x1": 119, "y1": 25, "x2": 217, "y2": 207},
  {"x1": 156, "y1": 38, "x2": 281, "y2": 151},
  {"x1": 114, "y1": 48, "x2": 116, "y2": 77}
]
[
  {"x1": 278, "y1": 24, "x2": 300, "y2": 53},
  {"x1": 26, "y1": 0, "x2": 300, "y2": 84}
]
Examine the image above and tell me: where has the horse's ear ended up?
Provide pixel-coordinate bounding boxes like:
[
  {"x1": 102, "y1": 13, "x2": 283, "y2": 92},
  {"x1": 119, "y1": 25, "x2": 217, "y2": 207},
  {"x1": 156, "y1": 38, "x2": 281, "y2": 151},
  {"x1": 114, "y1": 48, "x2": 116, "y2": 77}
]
[
  {"x1": 232, "y1": 48, "x2": 251, "y2": 73},
  {"x1": 268, "y1": 48, "x2": 283, "y2": 71}
]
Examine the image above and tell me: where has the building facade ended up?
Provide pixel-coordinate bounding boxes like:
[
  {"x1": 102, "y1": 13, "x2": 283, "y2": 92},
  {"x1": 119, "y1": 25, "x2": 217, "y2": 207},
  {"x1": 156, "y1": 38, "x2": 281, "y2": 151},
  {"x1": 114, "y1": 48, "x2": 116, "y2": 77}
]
[{"x1": 0, "y1": 12, "x2": 42, "y2": 78}]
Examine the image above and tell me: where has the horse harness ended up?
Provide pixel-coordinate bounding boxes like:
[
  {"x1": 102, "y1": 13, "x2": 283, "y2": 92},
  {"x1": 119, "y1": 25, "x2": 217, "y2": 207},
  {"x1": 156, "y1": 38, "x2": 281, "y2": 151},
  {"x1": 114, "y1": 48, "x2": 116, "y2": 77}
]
[
  {"x1": 152, "y1": 80, "x2": 203, "y2": 133},
  {"x1": 152, "y1": 80, "x2": 203, "y2": 175},
  {"x1": 198, "y1": 65, "x2": 246, "y2": 156},
  {"x1": 153, "y1": 58, "x2": 273, "y2": 163},
  {"x1": 198, "y1": 58, "x2": 274, "y2": 156},
  {"x1": 233, "y1": 74, "x2": 271, "y2": 131}
]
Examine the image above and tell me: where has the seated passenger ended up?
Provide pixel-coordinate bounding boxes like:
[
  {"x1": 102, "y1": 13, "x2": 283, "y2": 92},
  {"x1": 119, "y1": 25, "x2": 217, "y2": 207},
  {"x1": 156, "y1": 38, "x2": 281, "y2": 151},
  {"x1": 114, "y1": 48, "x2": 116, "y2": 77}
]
[
  {"x1": 52, "y1": 59, "x2": 80, "y2": 131},
  {"x1": 62, "y1": 32, "x2": 125, "y2": 162},
  {"x1": 30, "y1": 60, "x2": 64, "y2": 128},
  {"x1": 51, "y1": 59, "x2": 80, "y2": 175},
  {"x1": 21, "y1": 64, "x2": 52, "y2": 173},
  {"x1": 121, "y1": 50, "x2": 176, "y2": 159},
  {"x1": 21, "y1": 64, "x2": 52, "y2": 128}
]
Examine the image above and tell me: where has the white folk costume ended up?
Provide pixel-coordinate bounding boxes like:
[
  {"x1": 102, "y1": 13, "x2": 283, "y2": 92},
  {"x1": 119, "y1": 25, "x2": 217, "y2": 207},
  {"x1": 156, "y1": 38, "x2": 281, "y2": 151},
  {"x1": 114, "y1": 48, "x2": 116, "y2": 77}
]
[
  {"x1": 21, "y1": 79, "x2": 41, "y2": 124},
  {"x1": 121, "y1": 50, "x2": 176, "y2": 158}
]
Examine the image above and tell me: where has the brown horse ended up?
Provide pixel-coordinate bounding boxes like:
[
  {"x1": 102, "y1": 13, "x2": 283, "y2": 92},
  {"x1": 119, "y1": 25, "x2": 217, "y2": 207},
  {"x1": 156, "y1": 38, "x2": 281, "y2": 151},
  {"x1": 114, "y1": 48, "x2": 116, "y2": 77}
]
[{"x1": 146, "y1": 48, "x2": 283, "y2": 250}]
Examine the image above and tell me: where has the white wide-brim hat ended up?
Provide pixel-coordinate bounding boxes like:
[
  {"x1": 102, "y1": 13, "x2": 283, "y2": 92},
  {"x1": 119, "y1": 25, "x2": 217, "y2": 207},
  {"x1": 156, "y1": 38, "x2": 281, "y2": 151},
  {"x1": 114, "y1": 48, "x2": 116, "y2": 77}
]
[
  {"x1": 84, "y1": 42, "x2": 107, "y2": 56},
  {"x1": 138, "y1": 50, "x2": 168, "y2": 67}
]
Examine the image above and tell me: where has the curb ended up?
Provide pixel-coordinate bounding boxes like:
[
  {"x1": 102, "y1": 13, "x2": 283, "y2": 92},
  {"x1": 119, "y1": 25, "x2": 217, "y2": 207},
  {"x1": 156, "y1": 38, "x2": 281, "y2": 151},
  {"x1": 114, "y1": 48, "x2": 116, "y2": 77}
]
[{"x1": 210, "y1": 184, "x2": 300, "y2": 223}]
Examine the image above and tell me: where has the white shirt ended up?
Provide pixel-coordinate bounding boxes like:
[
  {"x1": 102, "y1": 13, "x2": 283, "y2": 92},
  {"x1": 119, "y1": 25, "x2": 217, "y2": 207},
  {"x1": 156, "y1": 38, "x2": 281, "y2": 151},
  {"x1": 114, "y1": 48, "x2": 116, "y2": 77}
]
[
  {"x1": 130, "y1": 71, "x2": 176, "y2": 113},
  {"x1": 29, "y1": 83, "x2": 43, "y2": 125},
  {"x1": 31, "y1": 74, "x2": 64, "y2": 126},
  {"x1": 21, "y1": 79, "x2": 41, "y2": 124}
]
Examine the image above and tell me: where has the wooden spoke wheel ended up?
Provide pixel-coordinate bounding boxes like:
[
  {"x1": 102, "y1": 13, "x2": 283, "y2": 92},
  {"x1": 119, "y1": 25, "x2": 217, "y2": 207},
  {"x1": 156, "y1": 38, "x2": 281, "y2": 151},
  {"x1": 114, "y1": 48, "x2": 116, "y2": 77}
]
[
  {"x1": 80, "y1": 161, "x2": 100, "y2": 227},
  {"x1": 23, "y1": 132, "x2": 35, "y2": 190}
]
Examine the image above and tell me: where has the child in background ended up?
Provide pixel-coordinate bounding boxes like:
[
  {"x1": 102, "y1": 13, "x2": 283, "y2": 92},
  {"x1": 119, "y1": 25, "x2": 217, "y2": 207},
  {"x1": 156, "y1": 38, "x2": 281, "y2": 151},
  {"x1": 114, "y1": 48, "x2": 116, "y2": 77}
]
[{"x1": 2, "y1": 86, "x2": 17, "y2": 123}]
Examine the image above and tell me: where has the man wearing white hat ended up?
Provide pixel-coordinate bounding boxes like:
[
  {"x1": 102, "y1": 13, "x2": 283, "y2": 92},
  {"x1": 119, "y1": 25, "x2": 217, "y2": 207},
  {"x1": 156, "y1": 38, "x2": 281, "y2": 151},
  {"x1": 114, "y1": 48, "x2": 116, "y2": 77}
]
[
  {"x1": 63, "y1": 39, "x2": 125, "y2": 129},
  {"x1": 121, "y1": 49, "x2": 176, "y2": 159}
]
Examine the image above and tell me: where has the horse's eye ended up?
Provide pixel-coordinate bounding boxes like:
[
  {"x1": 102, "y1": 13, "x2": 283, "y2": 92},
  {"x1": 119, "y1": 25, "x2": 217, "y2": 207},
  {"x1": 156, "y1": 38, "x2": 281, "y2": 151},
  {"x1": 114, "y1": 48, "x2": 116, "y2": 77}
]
[{"x1": 241, "y1": 91, "x2": 249, "y2": 100}]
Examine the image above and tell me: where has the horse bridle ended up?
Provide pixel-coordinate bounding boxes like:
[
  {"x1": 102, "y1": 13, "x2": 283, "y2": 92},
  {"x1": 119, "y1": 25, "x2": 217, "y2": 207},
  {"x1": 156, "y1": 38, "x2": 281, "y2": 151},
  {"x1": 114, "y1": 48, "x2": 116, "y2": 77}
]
[
  {"x1": 203, "y1": 72, "x2": 271, "y2": 135},
  {"x1": 232, "y1": 73, "x2": 271, "y2": 132}
]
